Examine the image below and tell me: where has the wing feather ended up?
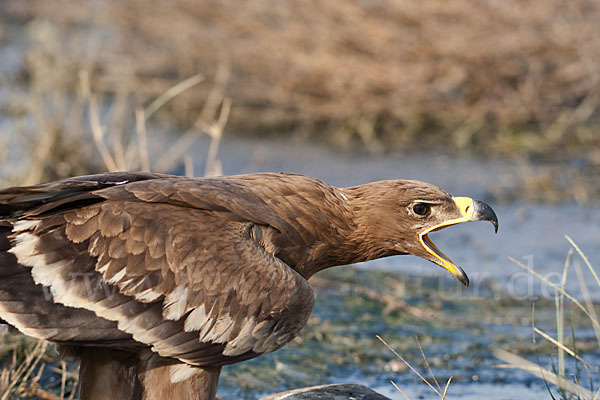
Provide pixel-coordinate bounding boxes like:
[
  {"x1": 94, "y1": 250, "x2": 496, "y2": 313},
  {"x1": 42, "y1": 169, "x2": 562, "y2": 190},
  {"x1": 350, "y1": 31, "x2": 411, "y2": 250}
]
[{"x1": 1, "y1": 176, "x2": 315, "y2": 367}]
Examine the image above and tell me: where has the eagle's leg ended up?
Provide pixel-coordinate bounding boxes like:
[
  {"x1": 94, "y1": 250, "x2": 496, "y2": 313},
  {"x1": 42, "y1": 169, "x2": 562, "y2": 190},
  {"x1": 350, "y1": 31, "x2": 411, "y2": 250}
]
[
  {"x1": 76, "y1": 348, "x2": 221, "y2": 400},
  {"x1": 137, "y1": 353, "x2": 221, "y2": 400},
  {"x1": 77, "y1": 348, "x2": 141, "y2": 400}
]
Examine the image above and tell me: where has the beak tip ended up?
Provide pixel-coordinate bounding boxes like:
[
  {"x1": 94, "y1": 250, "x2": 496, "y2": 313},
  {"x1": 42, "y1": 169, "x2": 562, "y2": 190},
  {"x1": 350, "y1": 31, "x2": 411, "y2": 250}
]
[
  {"x1": 454, "y1": 266, "x2": 470, "y2": 287},
  {"x1": 472, "y1": 199, "x2": 499, "y2": 234}
]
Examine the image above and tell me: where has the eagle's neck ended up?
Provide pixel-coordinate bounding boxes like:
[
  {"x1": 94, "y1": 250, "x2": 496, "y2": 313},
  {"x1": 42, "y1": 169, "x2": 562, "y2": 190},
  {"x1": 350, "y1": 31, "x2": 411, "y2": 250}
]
[
  {"x1": 280, "y1": 182, "x2": 404, "y2": 279},
  {"x1": 343, "y1": 183, "x2": 407, "y2": 261}
]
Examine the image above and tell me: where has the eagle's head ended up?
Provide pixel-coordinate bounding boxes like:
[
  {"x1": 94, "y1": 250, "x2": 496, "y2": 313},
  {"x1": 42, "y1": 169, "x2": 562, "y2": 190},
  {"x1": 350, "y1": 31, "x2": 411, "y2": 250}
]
[{"x1": 345, "y1": 180, "x2": 498, "y2": 286}]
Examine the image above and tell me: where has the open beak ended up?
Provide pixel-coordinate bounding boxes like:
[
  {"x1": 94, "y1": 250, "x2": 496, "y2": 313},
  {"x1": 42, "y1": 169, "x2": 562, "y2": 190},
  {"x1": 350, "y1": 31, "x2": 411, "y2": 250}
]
[{"x1": 418, "y1": 197, "x2": 498, "y2": 287}]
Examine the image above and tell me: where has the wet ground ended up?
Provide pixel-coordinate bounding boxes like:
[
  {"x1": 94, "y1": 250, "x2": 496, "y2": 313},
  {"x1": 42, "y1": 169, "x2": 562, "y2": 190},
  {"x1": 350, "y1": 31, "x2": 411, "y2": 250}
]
[{"x1": 218, "y1": 267, "x2": 598, "y2": 399}]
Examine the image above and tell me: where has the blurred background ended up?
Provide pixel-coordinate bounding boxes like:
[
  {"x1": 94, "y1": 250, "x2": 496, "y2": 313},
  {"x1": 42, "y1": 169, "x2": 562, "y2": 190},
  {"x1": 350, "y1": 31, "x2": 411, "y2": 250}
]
[{"x1": 1, "y1": 1, "x2": 600, "y2": 399}]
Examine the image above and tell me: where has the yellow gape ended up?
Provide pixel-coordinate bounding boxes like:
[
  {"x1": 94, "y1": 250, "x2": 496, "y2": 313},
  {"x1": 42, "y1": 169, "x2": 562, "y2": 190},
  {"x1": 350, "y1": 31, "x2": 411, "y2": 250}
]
[{"x1": 418, "y1": 196, "x2": 478, "y2": 286}]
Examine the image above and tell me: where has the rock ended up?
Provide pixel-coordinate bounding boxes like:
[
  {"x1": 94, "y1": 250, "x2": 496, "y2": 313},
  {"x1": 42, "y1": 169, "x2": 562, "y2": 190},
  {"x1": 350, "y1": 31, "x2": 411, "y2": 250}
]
[{"x1": 259, "y1": 383, "x2": 392, "y2": 400}]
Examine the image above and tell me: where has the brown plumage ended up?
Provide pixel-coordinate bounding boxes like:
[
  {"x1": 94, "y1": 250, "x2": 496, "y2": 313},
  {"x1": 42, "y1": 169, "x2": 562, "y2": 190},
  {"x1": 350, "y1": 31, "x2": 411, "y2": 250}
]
[{"x1": 0, "y1": 172, "x2": 497, "y2": 399}]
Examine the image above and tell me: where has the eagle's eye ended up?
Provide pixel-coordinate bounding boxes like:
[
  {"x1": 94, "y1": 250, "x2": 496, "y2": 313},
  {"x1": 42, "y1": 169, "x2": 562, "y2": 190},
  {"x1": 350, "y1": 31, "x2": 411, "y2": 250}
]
[{"x1": 412, "y1": 203, "x2": 431, "y2": 216}]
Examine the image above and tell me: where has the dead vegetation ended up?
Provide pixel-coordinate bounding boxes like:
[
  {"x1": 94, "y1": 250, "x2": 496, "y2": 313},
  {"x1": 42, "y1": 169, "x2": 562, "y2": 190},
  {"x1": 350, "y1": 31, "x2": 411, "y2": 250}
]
[
  {"x1": 0, "y1": 24, "x2": 230, "y2": 187},
  {"x1": 377, "y1": 335, "x2": 452, "y2": 400},
  {"x1": 0, "y1": 335, "x2": 78, "y2": 400},
  {"x1": 2, "y1": 0, "x2": 600, "y2": 156}
]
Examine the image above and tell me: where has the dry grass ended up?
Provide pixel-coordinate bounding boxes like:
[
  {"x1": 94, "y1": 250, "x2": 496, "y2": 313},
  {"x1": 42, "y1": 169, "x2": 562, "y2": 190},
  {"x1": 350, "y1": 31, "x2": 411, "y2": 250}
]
[
  {"x1": 377, "y1": 335, "x2": 452, "y2": 400},
  {"x1": 2, "y1": 0, "x2": 600, "y2": 156},
  {"x1": 0, "y1": 31, "x2": 229, "y2": 187},
  {"x1": 0, "y1": 334, "x2": 78, "y2": 400}
]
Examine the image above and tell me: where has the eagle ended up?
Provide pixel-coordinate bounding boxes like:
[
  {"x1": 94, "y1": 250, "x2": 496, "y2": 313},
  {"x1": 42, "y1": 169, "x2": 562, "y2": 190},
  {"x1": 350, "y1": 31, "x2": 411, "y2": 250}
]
[{"x1": 0, "y1": 172, "x2": 497, "y2": 400}]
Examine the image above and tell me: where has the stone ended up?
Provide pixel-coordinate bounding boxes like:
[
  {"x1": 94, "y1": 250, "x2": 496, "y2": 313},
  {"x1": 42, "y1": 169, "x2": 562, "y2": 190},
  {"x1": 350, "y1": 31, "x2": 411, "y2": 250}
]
[{"x1": 260, "y1": 384, "x2": 392, "y2": 400}]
